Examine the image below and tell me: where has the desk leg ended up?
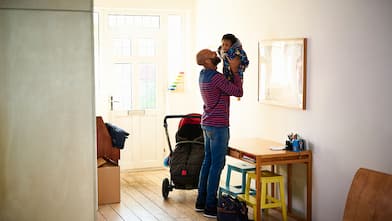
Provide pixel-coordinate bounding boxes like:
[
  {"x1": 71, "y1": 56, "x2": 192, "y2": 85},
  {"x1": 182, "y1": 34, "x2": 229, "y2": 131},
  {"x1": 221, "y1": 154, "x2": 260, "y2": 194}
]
[
  {"x1": 256, "y1": 160, "x2": 262, "y2": 221},
  {"x1": 307, "y1": 155, "x2": 313, "y2": 221},
  {"x1": 287, "y1": 164, "x2": 292, "y2": 213},
  {"x1": 271, "y1": 165, "x2": 275, "y2": 198}
]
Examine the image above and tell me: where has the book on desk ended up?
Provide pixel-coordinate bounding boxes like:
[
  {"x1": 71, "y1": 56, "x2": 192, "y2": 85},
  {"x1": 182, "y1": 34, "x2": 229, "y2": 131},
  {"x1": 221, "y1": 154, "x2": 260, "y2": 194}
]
[{"x1": 242, "y1": 154, "x2": 256, "y2": 163}]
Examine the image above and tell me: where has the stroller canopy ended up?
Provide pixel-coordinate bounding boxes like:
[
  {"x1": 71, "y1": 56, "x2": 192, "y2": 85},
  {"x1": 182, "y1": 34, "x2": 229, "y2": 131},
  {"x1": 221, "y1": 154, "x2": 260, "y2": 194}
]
[
  {"x1": 178, "y1": 113, "x2": 201, "y2": 128},
  {"x1": 176, "y1": 113, "x2": 203, "y2": 142}
]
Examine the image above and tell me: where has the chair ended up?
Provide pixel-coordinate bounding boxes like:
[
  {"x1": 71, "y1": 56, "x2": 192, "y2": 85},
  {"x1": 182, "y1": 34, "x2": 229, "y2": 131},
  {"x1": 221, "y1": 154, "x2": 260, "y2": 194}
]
[
  {"x1": 219, "y1": 160, "x2": 255, "y2": 198},
  {"x1": 96, "y1": 116, "x2": 120, "y2": 164},
  {"x1": 237, "y1": 170, "x2": 287, "y2": 221},
  {"x1": 343, "y1": 167, "x2": 392, "y2": 221}
]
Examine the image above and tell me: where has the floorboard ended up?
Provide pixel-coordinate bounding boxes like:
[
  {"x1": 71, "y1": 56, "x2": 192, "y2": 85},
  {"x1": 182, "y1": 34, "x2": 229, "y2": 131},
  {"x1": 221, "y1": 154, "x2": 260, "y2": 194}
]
[{"x1": 97, "y1": 169, "x2": 298, "y2": 221}]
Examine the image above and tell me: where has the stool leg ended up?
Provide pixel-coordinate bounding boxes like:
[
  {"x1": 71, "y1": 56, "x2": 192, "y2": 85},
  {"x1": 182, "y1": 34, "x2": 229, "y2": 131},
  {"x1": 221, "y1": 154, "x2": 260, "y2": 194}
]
[
  {"x1": 241, "y1": 170, "x2": 247, "y2": 194},
  {"x1": 262, "y1": 180, "x2": 269, "y2": 216},
  {"x1": 251, "y1": 174, "x2": 256, "y2": 221},
  {"x1": 253, "y1": 205, "x2": 257, "y2": 221},
  {"x1": 225, "y1": 166, "x2": 232, "y2": 188},
  {"x1": 279, "y1": 180, "x2": 287, "y2": 221},
  {"x1": 244, "y1": 173, "x2": 256, "y2": 221},
  {"x1": 245, "y1": 173, "x2": 252, "y2": 197},
  {"x1": 219, "y1": 166, "x2": 232, "y2": 198}
]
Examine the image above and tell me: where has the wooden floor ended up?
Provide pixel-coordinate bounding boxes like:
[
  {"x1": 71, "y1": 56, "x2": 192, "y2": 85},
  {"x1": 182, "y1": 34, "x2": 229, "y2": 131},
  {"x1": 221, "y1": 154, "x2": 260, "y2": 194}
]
[{"x1": 96, "y1": 169, "x2": 296, "y2": 221}]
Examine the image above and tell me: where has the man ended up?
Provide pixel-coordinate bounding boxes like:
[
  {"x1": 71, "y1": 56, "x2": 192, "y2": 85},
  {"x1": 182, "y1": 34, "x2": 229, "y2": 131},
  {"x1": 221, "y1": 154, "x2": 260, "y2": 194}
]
[{"x1": 195, "y1": 49, "x2": 243, "y2": 218}]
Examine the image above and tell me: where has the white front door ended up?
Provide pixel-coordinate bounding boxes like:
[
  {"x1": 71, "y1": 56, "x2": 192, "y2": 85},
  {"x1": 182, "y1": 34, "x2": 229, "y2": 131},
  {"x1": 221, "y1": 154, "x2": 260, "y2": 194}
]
[{"x1": 95, "y1": 11, "x2": 169, "y2": 170}]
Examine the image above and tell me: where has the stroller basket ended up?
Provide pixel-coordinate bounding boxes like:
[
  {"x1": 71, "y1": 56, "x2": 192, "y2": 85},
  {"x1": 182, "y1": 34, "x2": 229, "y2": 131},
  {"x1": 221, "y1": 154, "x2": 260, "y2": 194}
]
[{"x1": 162, "y1": 114, "x2": 204, "y2": 199}]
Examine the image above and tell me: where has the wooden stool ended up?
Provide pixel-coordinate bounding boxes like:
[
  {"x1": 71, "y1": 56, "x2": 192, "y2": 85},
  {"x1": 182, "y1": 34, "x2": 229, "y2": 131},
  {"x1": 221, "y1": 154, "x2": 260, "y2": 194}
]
[
  {"x1": 237, "y1": 170, "x2": 287, "y2": 221},
  {"x1": 219, "y1": 160, "x2": 255, "y2": 198}
]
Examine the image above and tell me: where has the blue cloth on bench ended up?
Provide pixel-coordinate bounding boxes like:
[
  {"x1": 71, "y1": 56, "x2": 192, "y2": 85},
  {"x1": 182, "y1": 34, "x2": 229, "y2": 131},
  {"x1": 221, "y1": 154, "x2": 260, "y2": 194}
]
[{"x1": 105, "y1": 123, "x2": 129, "y2": 149}]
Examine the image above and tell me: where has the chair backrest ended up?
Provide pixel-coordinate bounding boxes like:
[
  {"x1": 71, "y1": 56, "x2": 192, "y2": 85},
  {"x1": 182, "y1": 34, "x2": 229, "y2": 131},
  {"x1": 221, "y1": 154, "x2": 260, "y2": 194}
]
[
  {"x1": 96, "y1": 116, "x2": 120, "y2": 164},
  {"x1": 343, "y1": 167, "x2": 392, "y2": 221}
]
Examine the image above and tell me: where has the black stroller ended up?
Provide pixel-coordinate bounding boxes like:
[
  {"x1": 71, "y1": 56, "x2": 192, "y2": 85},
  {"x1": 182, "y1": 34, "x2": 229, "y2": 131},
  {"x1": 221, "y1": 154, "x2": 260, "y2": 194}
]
[{"x1": 162, "y1": 114, "x2": 205, "y2": 199}]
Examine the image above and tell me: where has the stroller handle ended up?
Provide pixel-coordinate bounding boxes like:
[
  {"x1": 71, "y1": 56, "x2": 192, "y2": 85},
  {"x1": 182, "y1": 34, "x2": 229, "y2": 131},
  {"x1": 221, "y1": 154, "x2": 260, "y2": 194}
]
[{"x1": 163, "y1": 114, "x2": 201, "y2": 153}]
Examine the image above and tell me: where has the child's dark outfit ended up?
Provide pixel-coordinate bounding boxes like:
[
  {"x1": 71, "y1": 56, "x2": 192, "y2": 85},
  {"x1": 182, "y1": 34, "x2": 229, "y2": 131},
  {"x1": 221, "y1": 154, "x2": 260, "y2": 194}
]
[{"x1": 218, "y1": 40, "x2": 249, "y2": 82}]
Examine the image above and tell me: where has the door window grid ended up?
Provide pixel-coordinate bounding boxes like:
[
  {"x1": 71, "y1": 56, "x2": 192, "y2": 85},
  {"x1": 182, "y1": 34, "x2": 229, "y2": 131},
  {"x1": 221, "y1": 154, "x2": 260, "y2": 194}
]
[
  {"x1": 113, "y1": 63, "x2": 132, "y2": 111},
  {"x1": 138, "y1": 38, "x2": 155, "y2": 56},
  {"x1": 98, "y1": 11, "x2": 185, "y2": 111},
  {"x1": 113, "y1": 38, "x2": 132, "y2": 57},
  {"x1": 138, "y1": 64, "x2": 157, "y2": 109},
  {"x1": 109, "y1": 16, "x2": 159, "y2": 111},
  {"x1": 108, "y1": 15, "x2": 160, "y2": 29}
]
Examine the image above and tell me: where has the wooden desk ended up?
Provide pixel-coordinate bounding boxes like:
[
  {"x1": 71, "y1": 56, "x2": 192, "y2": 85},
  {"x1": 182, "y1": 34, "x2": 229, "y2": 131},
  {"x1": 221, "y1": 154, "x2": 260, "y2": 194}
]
[{"x1": 228, "y1": 138, "x2": 312, "y2": 221}]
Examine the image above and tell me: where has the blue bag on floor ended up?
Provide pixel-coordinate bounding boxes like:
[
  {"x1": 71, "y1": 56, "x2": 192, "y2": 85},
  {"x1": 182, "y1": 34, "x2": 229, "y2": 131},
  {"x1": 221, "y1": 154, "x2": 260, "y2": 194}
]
[{"x1": 217, "y1": 194, "x2": 249, "y2": 221}]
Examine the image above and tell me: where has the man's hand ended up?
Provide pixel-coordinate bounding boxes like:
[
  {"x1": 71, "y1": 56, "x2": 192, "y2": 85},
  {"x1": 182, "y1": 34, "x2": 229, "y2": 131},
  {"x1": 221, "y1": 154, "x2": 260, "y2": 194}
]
[{"x1": 228, "y1": 56, "x2": 240, "y2": 74}]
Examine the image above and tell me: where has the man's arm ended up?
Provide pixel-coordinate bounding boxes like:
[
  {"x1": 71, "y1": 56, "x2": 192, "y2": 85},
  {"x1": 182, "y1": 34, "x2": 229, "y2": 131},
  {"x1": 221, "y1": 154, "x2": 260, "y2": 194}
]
[
  {"x1": 215, "y1": 56, "x2": 243, "y2": 97},
  {"x1": 213, "y1": 73, "x2": 243, "y2": 97}
]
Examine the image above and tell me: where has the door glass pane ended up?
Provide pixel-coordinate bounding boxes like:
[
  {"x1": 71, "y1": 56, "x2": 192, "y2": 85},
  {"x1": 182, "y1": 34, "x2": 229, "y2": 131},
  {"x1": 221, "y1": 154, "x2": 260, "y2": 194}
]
[
  {"x1": 150, "y1": 16, "x2": 160, "y2": 28},
  {"x1": 134, "y1": 16, "x2": 143, "y2": 26},
  {"x1": 138, "y1": 38, "x2": 155, "y2": 56},
  {"x1": 108, "y1": 15, "x2": 160, "y2": 29},
  {"x1": 108, "y1": 15, "x2": 116, "y2": 27},
  {"x1": 113, "y1": 38, "x2": 131, "y2": 57},
  {"x1": 138, "y1": 64, "x2": 156, "y2": 109},
  {"x1": 113, "y1": 63, "x2": 132, "y2": 110}
]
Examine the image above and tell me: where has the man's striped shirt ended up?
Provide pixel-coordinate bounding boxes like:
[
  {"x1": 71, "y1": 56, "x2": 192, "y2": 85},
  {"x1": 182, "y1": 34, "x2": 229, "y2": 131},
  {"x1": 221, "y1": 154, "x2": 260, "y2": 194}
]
[{"x1": 199, "y1": 68, "x2": 243, "y2": 127}]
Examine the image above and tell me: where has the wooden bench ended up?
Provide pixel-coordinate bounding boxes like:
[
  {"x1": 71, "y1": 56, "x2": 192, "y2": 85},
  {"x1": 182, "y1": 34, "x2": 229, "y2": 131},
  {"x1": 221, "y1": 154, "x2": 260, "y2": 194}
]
[{"x1": 343, "y1": 167, "x2": 392, "y2": 221}]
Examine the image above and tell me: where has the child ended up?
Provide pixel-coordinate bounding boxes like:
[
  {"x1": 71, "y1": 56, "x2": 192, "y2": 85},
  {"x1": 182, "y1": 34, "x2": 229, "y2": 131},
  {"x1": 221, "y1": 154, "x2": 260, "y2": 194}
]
[{"x1": 217, "y1": 33, "x2": 249, "y2": 83}]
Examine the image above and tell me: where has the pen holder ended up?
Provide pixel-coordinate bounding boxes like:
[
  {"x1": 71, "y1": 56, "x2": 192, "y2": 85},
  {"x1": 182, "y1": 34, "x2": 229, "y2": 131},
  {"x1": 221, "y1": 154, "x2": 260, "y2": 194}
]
[
  {"x1": 292, "y1": 140, "x2": 300, "y2": 152},
  {"x1": 286, "y1": 139, "x2": 305, "y2": 152}
]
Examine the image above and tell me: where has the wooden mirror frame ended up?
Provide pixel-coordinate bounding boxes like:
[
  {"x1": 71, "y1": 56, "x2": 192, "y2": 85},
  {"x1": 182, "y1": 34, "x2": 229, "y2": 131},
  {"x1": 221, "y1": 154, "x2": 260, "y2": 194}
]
[{"x1": 258, "y1": 38, "x2": 307, "y2": 110}]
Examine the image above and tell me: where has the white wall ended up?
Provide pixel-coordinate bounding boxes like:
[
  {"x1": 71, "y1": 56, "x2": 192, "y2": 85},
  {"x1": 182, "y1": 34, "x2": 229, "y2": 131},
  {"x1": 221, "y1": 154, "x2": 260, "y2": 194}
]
[
  {"x1": 195, "y1": 0, "x2": 392, "y2": 220},
  {"x1": 0, "y1": 1, "x2": 96, "y2": 221}
]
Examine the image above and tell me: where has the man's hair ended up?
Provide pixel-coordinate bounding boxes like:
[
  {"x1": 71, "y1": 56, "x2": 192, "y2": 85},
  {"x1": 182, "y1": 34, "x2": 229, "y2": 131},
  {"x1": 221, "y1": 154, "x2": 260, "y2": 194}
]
[{"x1": 222, "y1": 33, "x2": 238, "y2": 45}]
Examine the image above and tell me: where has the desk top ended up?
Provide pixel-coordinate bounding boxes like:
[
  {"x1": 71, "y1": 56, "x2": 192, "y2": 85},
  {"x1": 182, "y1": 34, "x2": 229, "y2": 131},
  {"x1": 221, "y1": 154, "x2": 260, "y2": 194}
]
[{"x1": 229, "y1": 138, "x2": 311, "y2": 161}]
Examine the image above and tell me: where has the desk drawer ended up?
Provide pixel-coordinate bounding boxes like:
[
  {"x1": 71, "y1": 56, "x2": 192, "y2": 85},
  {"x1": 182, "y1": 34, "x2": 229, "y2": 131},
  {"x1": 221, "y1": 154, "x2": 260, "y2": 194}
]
[{"x1": 228, "y1": 149, "x2": 241, "y2": 158}]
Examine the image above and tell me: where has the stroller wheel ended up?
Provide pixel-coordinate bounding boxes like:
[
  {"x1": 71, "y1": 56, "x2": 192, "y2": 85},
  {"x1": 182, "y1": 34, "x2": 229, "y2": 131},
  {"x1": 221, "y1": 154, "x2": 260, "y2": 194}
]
[{"x1": 162, "y1": 178, "x2": 170, "y2": 199}]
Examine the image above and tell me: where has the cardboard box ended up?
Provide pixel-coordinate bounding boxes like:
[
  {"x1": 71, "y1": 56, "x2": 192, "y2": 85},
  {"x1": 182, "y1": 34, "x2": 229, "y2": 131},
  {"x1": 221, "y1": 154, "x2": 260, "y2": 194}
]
[{"x1": 98, "y1": 159, "x2": 120, "y2": 205}]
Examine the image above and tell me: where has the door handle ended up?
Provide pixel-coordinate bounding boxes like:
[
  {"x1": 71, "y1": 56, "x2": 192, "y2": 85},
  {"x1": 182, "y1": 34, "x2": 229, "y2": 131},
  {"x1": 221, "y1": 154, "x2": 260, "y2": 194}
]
[{"x1": 110, "y1": 96, "x2": 120, "y2": 111}]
